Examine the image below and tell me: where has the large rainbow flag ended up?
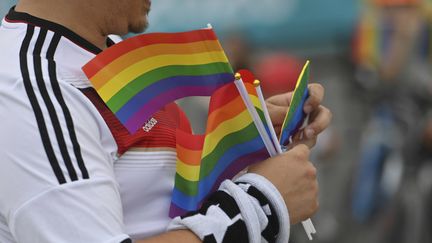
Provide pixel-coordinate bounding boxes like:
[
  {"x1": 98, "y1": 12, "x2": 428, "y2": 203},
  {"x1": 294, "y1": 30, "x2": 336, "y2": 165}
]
[
  {"x1": 279, "y1": 61, "x2": 310, "y2": 146},
  {"x1": 170, "y1": 81, "x2": 271, "y2": 217},
  {"x1": 82, "y1": 28, "x2": 234, "y2": 133}
]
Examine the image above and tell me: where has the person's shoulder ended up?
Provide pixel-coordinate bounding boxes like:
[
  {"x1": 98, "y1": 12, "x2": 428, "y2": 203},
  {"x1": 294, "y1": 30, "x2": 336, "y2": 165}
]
[{"x1": 0, "y1": 22, "x2": 29, "y2": 84}]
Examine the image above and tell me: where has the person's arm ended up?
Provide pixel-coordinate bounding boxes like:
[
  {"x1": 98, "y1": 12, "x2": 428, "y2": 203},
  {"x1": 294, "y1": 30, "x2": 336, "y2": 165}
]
[
  {"x1": 157, "y1": 143, "x2": 316, "y2": 243},
  {"x1": 147, "y1": 83, "x2": 330, "y2": 243},
  {"x1": 136, "y1": 230, "x2": 201, "y2": 243}
]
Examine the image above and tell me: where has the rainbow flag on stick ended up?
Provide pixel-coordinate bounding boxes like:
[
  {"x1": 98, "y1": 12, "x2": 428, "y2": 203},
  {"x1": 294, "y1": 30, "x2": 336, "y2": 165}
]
[
  {"x1": 279, "y1": 61, "x2": 310, "y2": 147},
  {"x1": 82, "y1": 28, "x2": 234, "y2": 133},
  {"x1": 170, "y1": 81, "x2": 271, "y2": 217}
]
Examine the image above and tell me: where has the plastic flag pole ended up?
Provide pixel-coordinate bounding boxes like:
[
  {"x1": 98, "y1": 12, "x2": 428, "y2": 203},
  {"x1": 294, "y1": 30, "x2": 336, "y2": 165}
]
[
  {"x1": 253, "y1": 80, "x2": 283, "y2": 154},
  {"x1": 234, "y1": 73, "x2": 277, "y2": 157}
]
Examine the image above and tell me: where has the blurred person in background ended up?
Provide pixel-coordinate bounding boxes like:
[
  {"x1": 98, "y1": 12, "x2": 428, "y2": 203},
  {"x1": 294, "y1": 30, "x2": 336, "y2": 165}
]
[
  {"x1": 0, "y1": 0, "x2": 333, "y2": 242},
  {"x1": 351, "y1": 0, "x2": 432, "y2": 242},
  {"x1": 223, "y1": 32, "x2": 253, "y2": 72}
]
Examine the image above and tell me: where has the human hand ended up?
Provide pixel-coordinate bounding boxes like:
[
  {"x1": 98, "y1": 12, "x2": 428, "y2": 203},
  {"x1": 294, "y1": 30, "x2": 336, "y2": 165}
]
[
  {"x1": 266, "y1": 83, "x2": 332, "y2": 148},
  {"x1": 248, "y1": 144, "x2": 318, "y2": 224}
]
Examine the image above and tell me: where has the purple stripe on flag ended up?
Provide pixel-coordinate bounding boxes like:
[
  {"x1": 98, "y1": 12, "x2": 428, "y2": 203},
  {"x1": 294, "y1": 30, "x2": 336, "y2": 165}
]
[
  {"x1": 169, "y1": 203, "x2": 189, "y2": 218},
  {"x1": 116, "y1": 73, "x2": 233, "y2": 121},
  {"x1": 123, "y1": 85, "x2": 224, "y2": 133},
  {"x1": 116, "y1": 73, "x2": 233, "y2": 133}
]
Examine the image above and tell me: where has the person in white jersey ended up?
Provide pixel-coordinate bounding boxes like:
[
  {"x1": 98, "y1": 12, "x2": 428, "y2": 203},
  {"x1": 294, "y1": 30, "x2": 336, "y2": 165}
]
[{"x1": 0, "y1": 0, "x2": 332, "y2": 242}]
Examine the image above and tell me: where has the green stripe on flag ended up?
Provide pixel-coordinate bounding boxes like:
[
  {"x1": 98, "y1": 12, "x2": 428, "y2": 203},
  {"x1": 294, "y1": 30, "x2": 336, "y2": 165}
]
[
  {"x1": 107, "y1": 62, "x2": 233, "y2": 112},
  {"x1": 199, "y1": 122, "x2": 260, "y2": 179}
]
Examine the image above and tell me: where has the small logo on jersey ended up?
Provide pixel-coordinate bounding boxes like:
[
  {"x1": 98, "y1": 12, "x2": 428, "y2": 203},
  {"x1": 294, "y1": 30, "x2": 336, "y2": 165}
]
[{"x1": 143, "y1": 117, "x2": 158, "y2": 132}]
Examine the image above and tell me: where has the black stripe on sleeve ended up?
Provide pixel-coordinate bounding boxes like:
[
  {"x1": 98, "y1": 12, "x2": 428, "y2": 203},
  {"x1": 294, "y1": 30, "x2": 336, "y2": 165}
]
[
  {"x1": 236, "y1": 183, "x2": 279, "y2": 243},
  {"x1": 20, "y1": 25, "x2": 67, "y2": 184},
  {"x1": 33, "y1": 28, "x2": 79, "y2": 182},
  {"x1": 181, "y1": 190, "x2": 249, "y2": 243},
  {"x1": 181, "y1": 191, "x2": 242, "y2": 220},
  {"x1": 46, "y1": 33, "x2": 89, "y2": 179},
  {"x1": 120, "y1": 239, "x2": 132, "y2": 243}
]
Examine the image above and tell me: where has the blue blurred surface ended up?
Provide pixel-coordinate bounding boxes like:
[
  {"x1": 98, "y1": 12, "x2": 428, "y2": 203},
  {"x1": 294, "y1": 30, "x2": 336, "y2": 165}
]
[
  {"x1": 147, "y1": 0, "x2": 360, "y2": 52},
  {"x1": 0, "y1": 0, "x2": 14, "y2": 17}
]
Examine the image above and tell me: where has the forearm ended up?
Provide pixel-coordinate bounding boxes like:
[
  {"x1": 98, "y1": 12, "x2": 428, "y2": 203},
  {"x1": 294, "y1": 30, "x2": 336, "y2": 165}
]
[{"x1": 135, "y1": 230, "x2": 200, "y2": 243}]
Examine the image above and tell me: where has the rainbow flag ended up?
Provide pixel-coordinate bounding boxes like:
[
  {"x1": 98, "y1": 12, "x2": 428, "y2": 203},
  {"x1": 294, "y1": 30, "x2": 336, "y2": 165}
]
[
  {"x1": 353, "y1": 4, "x2": 394, "y2": 68},
  {"x1": 279, "y1": 61, "x2": 310, "y2": 146},
  {"x1": 82, "y1": 28, "x2": 234, "y2": 133},
  {"x1": 170, "y1": 81, "x2": 270, "y2": 217},
  {"x1": 353, "y1": 10, "x2": 380, "y2": 66}
]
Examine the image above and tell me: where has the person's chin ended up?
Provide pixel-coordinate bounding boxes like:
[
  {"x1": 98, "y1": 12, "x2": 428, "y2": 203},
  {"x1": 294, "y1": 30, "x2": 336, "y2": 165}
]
[{"x1": 128, "y1": 20, "x2": 148, "y2": 34}]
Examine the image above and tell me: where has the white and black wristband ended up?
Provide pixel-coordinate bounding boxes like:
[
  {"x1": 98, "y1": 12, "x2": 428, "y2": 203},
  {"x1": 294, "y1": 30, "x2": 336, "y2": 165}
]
[
  {"x1": 235, "y1": 173, "x2": 290, "y2": 243},
  {"x1": 167, "y1": 173, "x2": 289, "y2": 243}
]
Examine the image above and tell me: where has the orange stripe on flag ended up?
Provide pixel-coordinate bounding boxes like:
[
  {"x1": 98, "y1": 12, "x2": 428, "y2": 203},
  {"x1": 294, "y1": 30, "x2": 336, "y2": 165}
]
[
  {"x1": 82, "y1": 29, "x2": 218, "y2": 78},
  {"x1": 205, "y1": 96, "x2": 246, "y2": 134},
  {"x1": 176, "y1": 144, "x2": 202, "y2": 166},
  {"x1": 89, "y1": 40, "x2": 224, "y2": 89}
]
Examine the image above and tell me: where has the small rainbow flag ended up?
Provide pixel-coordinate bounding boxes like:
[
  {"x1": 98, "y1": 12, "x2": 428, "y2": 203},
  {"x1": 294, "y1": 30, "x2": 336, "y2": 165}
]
[
  {"x1": 170, "y1": 81, "x2": 270, "y2": 217},
  {"x1": 279, "y1": 61, "x2": 310, "y2": 146},
  {"x1": 82, "y1": 28, "x2": 234, "y2": 133}
]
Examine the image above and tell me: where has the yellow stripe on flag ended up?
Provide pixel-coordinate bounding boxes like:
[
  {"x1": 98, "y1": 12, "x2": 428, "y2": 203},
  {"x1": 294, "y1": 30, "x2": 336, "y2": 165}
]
[
  {"x1": 176, "y1": 159, "x2": 200, "y2": 181},
  {"x1": 201, "y1": 96, "x2": 261, "y2": 158},
  {"x1": 96, "y1": 51, "x2": 230, "y2": 101},
  {"x1": 90, "y1": 40, "x2": 224, "y2": 89}
]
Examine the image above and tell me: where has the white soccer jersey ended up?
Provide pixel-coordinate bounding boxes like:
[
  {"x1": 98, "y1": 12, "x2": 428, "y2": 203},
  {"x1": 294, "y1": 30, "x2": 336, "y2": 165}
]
[{"x1": 0, "y1": 8, "x2": 189, "y2": 242}]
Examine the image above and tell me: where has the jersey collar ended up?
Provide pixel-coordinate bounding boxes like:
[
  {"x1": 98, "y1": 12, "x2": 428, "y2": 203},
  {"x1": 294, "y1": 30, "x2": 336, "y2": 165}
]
[
  {"x1": 4, "y1": 7, "x2": 116, "y2": 88},
  {"x1": 5, "y1": 7, "x2": 109, "y2": 55}
]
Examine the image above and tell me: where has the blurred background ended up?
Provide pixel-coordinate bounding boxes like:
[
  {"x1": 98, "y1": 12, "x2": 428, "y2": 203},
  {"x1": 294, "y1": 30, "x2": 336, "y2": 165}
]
[{"x1": 2, "y1": 0, "x2": 432, "y2": 242}]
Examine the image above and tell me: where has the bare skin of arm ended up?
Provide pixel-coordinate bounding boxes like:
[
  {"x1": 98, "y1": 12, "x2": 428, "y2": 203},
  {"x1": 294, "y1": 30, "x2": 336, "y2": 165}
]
[{"x1": 135, "y1": 230, "x2": 201, "y2": 243}]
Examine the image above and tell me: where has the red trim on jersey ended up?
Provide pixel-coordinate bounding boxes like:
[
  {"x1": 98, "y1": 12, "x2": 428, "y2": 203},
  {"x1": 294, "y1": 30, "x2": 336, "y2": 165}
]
[{"x1": 81, "y1": 88, "x2": 192, "y2": 155}]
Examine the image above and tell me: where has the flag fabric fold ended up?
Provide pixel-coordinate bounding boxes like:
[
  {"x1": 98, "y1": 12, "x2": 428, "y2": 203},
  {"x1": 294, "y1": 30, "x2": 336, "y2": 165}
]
[{"x1": 82, "y1": 28, "x2": 234, "y2": 133}]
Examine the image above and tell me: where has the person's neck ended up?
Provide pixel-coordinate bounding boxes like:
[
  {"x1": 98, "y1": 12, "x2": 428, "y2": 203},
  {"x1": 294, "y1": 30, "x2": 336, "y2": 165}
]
[{"x1": 15, "y1": 0, "x2": 108, "y2": 50}]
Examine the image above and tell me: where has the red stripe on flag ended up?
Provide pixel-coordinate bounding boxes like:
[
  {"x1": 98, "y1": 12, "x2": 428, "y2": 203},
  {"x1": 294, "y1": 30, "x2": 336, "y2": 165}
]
[
  {"x1": 207, "y1": 81, "x2": 256, "y2": 114},
  {"x1": 176, "y1": 129, "x2": 205, "y2": 151},
  {"x1": 82, "y1": 29, "x2": 218, "y2": 78},
  {"x1": 237, "y1": 69, "x2": 256, "y2": 84}
]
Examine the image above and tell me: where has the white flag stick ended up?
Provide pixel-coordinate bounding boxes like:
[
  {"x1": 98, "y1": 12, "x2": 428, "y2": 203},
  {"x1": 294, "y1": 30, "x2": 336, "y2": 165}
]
[
  {"x1": 253, "y1": 80, "x2": 282, "y2": 154},
  {"x1": 255, "y1": 79, "x2": 316, "y2": 240},
  {"x1": 302, "y1": 219, "x2": 315, "y2": 240},
  {"x1": 234, "y1": 73, "x2": 277, "y2": 157},
  {"x1": 308, "y1": 218, "x2": 317, "y2": 233}
]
